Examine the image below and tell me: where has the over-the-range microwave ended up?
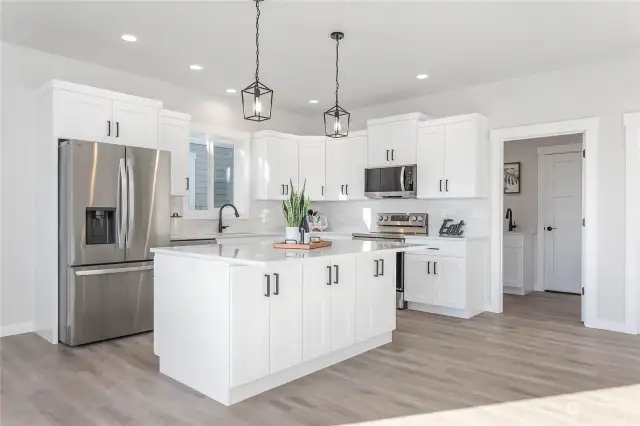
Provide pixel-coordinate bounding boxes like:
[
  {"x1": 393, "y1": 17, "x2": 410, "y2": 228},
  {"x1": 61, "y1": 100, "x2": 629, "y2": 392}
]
[{"x1": 364, "y1": 164, "x2": 417, "y2": 199}]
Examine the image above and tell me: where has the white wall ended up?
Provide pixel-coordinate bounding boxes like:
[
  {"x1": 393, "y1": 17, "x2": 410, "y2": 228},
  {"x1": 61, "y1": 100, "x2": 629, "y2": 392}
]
[
  {"x1": 335, "y1": 54, "x2": 640, "y2": 328},
  {"x1": 503, "y1": 134, "x2": 582, "y2": 233},
  {"x1": 0, "y1": 42, "x2": 314, "y2": 335}
]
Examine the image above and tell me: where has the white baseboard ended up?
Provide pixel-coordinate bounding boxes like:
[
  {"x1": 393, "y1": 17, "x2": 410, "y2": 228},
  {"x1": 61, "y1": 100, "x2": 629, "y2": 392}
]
[
  {"x1": 1, "y1": 322, "x2": 34, "y2": 337},
  {"x1": 407, "y1": 302, "x2": 479, "y2": 319},
  {"x1": 585, "y1": 319, "x2": 637, "y2": 335}
]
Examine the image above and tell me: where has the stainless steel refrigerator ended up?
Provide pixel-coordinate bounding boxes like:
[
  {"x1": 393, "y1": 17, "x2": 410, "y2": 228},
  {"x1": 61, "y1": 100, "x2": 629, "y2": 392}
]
[{"x1": 58, "y1": 139, "x2": 170, "y2": 346}]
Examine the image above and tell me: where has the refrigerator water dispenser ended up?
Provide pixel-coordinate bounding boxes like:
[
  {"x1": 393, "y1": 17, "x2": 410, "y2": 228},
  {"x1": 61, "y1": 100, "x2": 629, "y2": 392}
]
[{"x1": 86, "y1": 207, "x2": 116, "y2": 245}]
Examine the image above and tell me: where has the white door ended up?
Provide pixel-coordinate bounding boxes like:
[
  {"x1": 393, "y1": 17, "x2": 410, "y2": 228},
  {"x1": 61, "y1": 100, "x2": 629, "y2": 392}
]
[
  {"x1": 330, "y1": 256, "x2": 355, "y2": 351},
  {"x1": 443, "y1": 121, "x2": 476, "y2": 197},
  {"x1": 387, "y1": 121, "x2": 418, "y2": 165},
  {"x1": 269, "y1": 263, "x2": 303, "y2": 374},
  {"x1": 343, "y1": 135, "x2": 367, "y2": 200},
  {"x1": 229, "y1": 266, "x2": 270, "y2": 387},
  {"x1": 417, "y1": 125, "x2": 446, "y2": 198},
  {"x1": 298, "y1": 139, "x2": 326, "y2": 200},
  {"x1": 404, "y1": 254, "x2": 437, "y2": 304},
  {"x1": 434, "y1": 257, "x2": 466, "y2": 309},
  {"x1": 159, "y1": 115, "x2": 190, "y2": 196},
  {"x1": 267, "y1": 137, "x2": 299, "y2": 200},
  {"x1": 543, "y1": 152, "x2": 583, "y2": 294},
  {"x1": 112, "y1": 101, "x2": 159, "y2": 149},
  {"x1": 302, "y1": 259, "x2": 332, "y2": 361},
  {"x1": 367, "y1": 124, "x2": 391, "y2": 167},
  {"x1": 55, "y1": 90, "x2": 113, "y2": 143},
  {"x1": 325, "y1": 140, "x2": 347, "y2": 201}
]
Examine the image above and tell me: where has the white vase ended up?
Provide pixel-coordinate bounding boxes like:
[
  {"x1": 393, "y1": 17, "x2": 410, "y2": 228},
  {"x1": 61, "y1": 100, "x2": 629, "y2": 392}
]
[{"x1": 285, "y1": 226, "x2": 299, "y2": 243}]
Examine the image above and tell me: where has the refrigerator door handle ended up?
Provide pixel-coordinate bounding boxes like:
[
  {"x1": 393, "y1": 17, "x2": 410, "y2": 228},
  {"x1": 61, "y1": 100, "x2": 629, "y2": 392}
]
[
  {"x1": 117, "y1": 158, "x2": 128, "y2": 249},
  {"x1": 75, "y1": 265, "x2": 154, "y2": 276},
  {"x1": 126, "y1": 157, "x2": 135, "y2": 247}
]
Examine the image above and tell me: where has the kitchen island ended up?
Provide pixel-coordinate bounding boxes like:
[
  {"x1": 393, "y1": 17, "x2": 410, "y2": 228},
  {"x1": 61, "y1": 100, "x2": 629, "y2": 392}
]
[{"x1": 151, "y1": 240, "x2": 421, "y2": 406}]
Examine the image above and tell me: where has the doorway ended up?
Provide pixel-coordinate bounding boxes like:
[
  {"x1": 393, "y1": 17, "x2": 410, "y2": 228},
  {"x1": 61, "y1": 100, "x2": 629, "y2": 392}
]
[{"x1": 489, "y1": 118, "x2": 599, "y2": 328}]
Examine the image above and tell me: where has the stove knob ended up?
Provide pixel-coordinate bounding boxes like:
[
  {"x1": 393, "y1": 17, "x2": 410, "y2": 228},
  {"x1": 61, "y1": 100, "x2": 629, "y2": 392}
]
[
  {"x1": 411, "y1": 216, "x2": 417, "y2": 222},
  {"x1": 378, "y1": 216, "x2": 383, "y2": 221},
  {"x1": 418, "y1": 216, "x2": 424, "y2": 222},
  {"x1": 383, "y1": 216, "x2": 389, "y2": 221}
]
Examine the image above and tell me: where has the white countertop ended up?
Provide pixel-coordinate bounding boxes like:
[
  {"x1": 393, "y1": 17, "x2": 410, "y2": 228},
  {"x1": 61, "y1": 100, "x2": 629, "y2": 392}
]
[
  {"x1": 170, "y1": 232, "x2": 280, "y2": 241},
  {"x1": 152, "y1": 239, "x2": 422, "y2": 266}
]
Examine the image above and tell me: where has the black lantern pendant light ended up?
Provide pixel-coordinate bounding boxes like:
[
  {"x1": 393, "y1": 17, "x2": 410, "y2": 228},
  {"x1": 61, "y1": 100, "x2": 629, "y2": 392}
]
[
  {"x1": 242, "y1": 0, "x2": 273, "y2": 121},
  {"x1": 324, "y1": 31, "x2": 350, "y2": 138}
]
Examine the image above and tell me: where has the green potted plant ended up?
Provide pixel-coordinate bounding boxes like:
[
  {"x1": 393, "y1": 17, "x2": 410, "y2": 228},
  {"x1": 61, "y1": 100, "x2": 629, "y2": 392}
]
[{"x1": 282, "y1": 179, "x2": 310, "y2": 242}]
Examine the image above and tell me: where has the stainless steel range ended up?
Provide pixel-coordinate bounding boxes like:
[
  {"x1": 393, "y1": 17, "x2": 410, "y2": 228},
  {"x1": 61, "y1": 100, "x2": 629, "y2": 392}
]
[{"x1": 352, "y1": 213, "x2": 428, "y2": 309}]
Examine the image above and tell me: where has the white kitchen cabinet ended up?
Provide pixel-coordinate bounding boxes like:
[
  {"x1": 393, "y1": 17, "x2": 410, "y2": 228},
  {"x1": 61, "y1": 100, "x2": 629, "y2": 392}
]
[
  {"x1": 366, "y1": 113, "x2": 427, "y2": 167},
  {"x1": 355, "y1": 251, "x2": 396, "y2": 343},
  {"x1": 159, "y1": 110, "x2": 191, "y2": 196},
  {"x1": 503, "y1": 233, "x2": 534, "y2": 295},
  {"x1": 298, "y1": 137, "x2": 326, "y2": 200},
  {"x1": 325, "y1": 132, "x2": 367, "y2": 201},
  {"x1": 229, "y1": 262, "x2": 303, "y2": 387},
  {"x1": 302, "y1": 256, "x2": 355, "y2": 361},
  {"x1": 417, "y1": 114, "x2": 489, "y2": 199},
  {"x1": 55, "y1": 90, "x2": 114, "y2": 143},
  {"x1": 113, "y1": 101, "x2": 159, "y2": 149},
  {"x1": 403, "y1": 237, "x2": 488, "y2": 319},
  {"x1": 252, "y1": 131, "x2": 299, "y2": 200}
]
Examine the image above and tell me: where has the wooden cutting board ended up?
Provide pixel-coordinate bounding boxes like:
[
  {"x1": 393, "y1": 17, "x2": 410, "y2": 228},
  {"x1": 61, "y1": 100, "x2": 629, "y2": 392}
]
[{"x1": 272, "y1": 240, "x2": 332, "y2": 250}]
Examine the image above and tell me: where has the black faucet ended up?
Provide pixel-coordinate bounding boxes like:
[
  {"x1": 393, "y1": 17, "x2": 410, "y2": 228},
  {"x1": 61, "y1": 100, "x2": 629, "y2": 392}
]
[
  {"x1": 218, "y1": 203, "x2": 240, "y2": 233},
  {"x1": 505, "y1": 208, "x2": 517, "y2": 232}
]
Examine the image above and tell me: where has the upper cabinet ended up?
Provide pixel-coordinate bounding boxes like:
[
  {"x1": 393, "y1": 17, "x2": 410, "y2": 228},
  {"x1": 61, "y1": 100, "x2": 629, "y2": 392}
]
[
  {"x1": 366, "y1": 113, "x2": 428, "y2": 167},
  {"x1": 298, "y1": 136, "x2": 326, "y2": 201},
  {"x1": 159, "y1": 110, "x2": 191, "y2": 196},
  {"x1": 417, "y1": 114, "x2": 489, "y2": 199},
  {"x1": 252, "y1": 131, "x2": 299, "y2": 200},
  {"x1": 325, "y1": 132, "x2": 367, "y2": 201},
  {"x1": 51, "y1": 80, "x2": 162, "y2": 150}
]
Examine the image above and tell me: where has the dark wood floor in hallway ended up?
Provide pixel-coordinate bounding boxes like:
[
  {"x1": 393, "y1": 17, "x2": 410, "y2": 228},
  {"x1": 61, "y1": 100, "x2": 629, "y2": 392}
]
[{"x1": 2, "y1": 292, "x2": 640, "y2": 426}]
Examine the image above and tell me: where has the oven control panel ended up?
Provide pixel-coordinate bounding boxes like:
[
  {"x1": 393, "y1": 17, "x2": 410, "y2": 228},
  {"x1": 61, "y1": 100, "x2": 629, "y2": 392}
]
[{"x1": 376, "y1": 213, "x2": 427, "y2": 227}]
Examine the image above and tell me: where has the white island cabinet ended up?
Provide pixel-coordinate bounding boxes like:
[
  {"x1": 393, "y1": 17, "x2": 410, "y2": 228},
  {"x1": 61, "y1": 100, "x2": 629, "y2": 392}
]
[{"x1": 152, "y1": 240, "x2": 421, "y2": 406}]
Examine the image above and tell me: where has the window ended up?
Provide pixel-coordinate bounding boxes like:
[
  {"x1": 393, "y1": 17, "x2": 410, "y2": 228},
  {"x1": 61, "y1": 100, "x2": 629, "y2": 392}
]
[{"x1": 187, "y1": 133, "x2": 240, "y2": 216}]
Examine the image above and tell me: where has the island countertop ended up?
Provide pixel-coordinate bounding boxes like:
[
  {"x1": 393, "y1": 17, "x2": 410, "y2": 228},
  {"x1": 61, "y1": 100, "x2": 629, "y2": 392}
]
[{"x1": 151, "y1": 239, "x2": 421, "y2": 266}]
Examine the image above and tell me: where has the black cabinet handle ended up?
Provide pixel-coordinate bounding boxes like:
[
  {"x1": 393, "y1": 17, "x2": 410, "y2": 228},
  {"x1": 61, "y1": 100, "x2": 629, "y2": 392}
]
[
  {"x1": 445, "y1": 179, "x2": 449, "y2": 192},
  {"x1": 116, "y1": 122, "x2": 120, "y2": 138},
  {"x1": 380, "y1": 258, "x2": 385, "y2": 276},
  {"x1": 273, "y1": 273, "x2": 280, "y2": 295},
  {"x1": 327, "y1": 265, "x2": 332, "y2": 285},
  {"x1": 434, "y1": 262, "x2": 438, "y2": 275},
  {"x1": 439, "y1": 180, "x2": 443, "y2": 192},
  {"x1": 334, "y1": 265, "x2": 339, "y2": 284},
  {"x1": 286, "y1": 186, "x2": 289, "y2": 195},
  {"x1": 374, "y1": 260, "x2": 379, "y2": 277},
  {"x1": 391, "y1": 150, "x2": 395, "y2": 161},
  {"x1": 427, "y1": 261, "x2": 431, "y2": 275},
  {"x1": 186, "y1": 177, "x2": 190, "y2": 190},
  {"x1": 345, "y1": 184, "x2": 348, "y2": 195},
  {"x1": 386, "y1": 150, "x2": 389, "y2": 161},
  {"x1": 107, "y1": 120, "x2": 111, "y2": 136},
  {"x1": 321, "y1": 185, "x2": 324, "y2": 196},
  {"x1": 264, "y1": 274, "x2": 270, "y2": 297},
  {"x1": 341, "y1": 184, "x2": 344, "y2": 195}
]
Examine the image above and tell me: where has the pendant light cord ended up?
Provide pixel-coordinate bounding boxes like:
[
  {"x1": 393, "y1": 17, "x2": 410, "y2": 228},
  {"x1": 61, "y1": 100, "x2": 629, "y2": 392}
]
[
  {"x1": 335, "y1": 36, "x2": 340, "y2": 106},
  {"x1": 255, "y1": 0, "x2": 260, "y2": 82}
]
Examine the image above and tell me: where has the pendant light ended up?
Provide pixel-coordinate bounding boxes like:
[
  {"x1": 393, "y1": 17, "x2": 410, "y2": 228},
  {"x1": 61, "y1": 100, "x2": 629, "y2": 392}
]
[
  {"x1": 242, "y1": 0, "x2": 273, "y2": 121},
  {"x1": 324, "y1": 31, "x2": 350, "y2": 138}
]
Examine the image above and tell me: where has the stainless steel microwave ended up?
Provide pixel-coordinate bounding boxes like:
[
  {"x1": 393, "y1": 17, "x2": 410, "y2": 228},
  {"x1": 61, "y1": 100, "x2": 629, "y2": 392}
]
[{"x1": 365, "y1": 165, "x2": 417, "y2": 198}]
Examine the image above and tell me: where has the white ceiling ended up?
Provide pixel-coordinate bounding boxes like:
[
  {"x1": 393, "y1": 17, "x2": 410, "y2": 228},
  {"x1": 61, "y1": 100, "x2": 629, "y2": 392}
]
[{"x1": 3, "y1": 1, "x2": 640, "y2": 116}]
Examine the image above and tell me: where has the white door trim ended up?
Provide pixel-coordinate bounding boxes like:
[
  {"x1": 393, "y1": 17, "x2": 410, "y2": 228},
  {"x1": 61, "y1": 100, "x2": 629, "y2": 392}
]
[
  {"x1": 536, "y1": 144, "x2": 583, "y2": 292},
  {"x1": 623, "y1": 112, "x2": 640, "y2": 335},
  {"x1": 490, "y1": 117, "x2": 600, "y2": 331}
]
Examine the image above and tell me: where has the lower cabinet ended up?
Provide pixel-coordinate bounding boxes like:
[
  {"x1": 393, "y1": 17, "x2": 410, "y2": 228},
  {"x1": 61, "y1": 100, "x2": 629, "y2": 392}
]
[
  {"x1": 355, "y1": 252, "x2": 397, "y2": 343},
  {"x1": 302, "y1": 256, "x2": 356, "y2": 361},
  {"x1": 229, "y1": 262, "x2": 303, "y2": 387}
]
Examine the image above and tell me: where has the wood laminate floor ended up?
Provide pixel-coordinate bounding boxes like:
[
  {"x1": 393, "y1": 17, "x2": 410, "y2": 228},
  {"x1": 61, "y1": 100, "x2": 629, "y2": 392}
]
[{"x1": 2, "y1": 292, "x2": 640, "y2": 426}]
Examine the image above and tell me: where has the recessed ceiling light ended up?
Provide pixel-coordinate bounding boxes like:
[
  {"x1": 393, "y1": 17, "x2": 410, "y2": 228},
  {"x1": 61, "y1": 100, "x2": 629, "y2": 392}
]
[
  {"x1": 225, "y1": 88, "x2": 237, "y2": 94},
  {"x1": 121, "y1": 34, "x2": 137, "y2": 42},
  {"x1": 416, "y1": 74, "x2": 429, "y2": 80},
  {"x1": 309, "y1": 100, "x2": 319, "y2": 104},
  {"x1": 190, "y1": 64, "x2": 203, "y2": 71}
]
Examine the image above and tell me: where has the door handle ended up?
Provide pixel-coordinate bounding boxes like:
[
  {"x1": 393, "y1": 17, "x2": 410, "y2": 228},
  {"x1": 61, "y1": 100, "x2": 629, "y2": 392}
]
[
  {"x1": 400, "y1": 166, "x2": 406, "y2": 192},
  {"x1": 273, "y1": 273, "x2": 280, "y2": 295},
  {"x1": 334, "y1": 265, "x2": 339, "y2": 284},
  {"x1": 264, "y1": 274, "x2": 271, "y2": 297},
  {"x1": 327, "y1": 265, "x2": 332, "y2": 285},
  {"x1": 546, "y1": 226, "x2": 556, "y2": 231},
  {"x1": 374, "y1": 260, "x2": 379, "y2": 277},
  {"x1": 445, "y1": 179, "x2": 449, "y2": 192},
  {"x1": 281, "y1": 184, "x2": 284, "y2": 195},
  {"x1": 117, "y1": 158, "x2": 127, "y2": 249},
  {"x1": 126, "y1": 158, "x2": 135, "y2": 248},
  {"x1": 379, "y1": 258, "x2": 385, "y2": 276},
  {"x1": 439, "y1": 179, "x2": 443, "y2": 192},
  {"x1": 321, "y1": 185, "x2": 324, "y2": 196},
  {"x1": 386, "y1": 150, "x2": 389, "y2": 161},
  {"x1": 75, "y1": 265, "x2": 153, "y2": 276},
  {"x1": 107, "y1": 120, "x2": 111, "y2": 137},
  {"x1": 391, "y1": 150, "x2": 395, "y2": 161},
  {"x1": 341, "y1": 184, "x2": 344, "y2": 195},
  {"x1": 116, "y1": 122, "x2": 120, "y2": 138},
  {"x1": 433, "y1": 262, "x2": 438, "y2": 275},
  {"x1": 186, "y1": 177, "x2": 190, "y2": 190},
  {"x1": 345, "y1": 184, "x2": 348, "y2": 195},
  {"x1": 285, "y1": 185, "x2": 289, "y2": 195},
  {"x1": 427, "y1": 261, "x2": 431, "y2": 275}
]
